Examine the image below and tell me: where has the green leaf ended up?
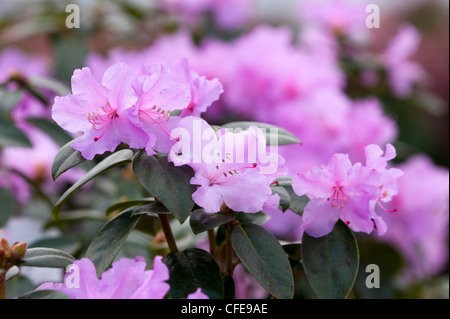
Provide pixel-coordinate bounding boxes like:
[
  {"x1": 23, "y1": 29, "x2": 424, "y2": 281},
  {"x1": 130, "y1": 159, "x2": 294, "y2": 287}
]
[
  {"x1": 189, "y1": 209, "x2": 235, "y2": 235},
  {"x1": 271, "y1": 185, "x2": 291, "y2": 212},
  {"x1": 284, "y1": 185, "x2": 309, "y2": 216},
  {"x1": 132, "y1": 151, "x2": 196, "y2": 223},
  {"x1": 84, "y1": 207, "x2": 142, "y2": 277},
  {"x1": 51, "y1": 139, "x2": 86, "y2": 180},
  {"x1": 231, "y1": 223, "x2": 294, "y2": 299},
  {"x1": 28, "y1": 236, "x2": 81, "y2": 256},
  {"x1": 0, "y1": 187, "x2": 16, "y2": 227},
  {"x1": 235, "y1": 212, "x2": 270, "y2": 225},
  {"x1": 301, "y1": 221, "x2": 359, "y2": 299},
  {"x1": 28, "y1": 75, "x2": 70, "y2": 96},
  {"x1": 221, "y1": 121, "x2": 301, "y2": 145},
  {"x1": 19, "y1": 247, "x2": 75, "y2": 268},
  {"x1": 27, "y1": 117, "x2": 73, "y2": 147},
  {"x1": 19, "y1": 290, "x2": 71, "y2": 299},
  {"x1": 164, "y1": 248, "x2": 224, "y2": 299},
  {"x1": 5, "y1": 266, "x2": 20, "y2": 281},
  {"x1": 130, "y1": 203, "x2": 171, "y2": 216},
  {"x1": 46, "y1": 210, "x2": 106, "y2": 227},
  {"x1": 0, "y1": 88, "x2": 24, "y2": 115},
  {"x1": 52, "y1": 149, "x2": 134, "y2": 220},
  {"x1": 0, "y1": 117, "x2": 31, "y2": 148},
  {"x1": 283, "y1": 243, "x2": 302, "y2": 261},
  {"x1": 105, "y1": 198, "x2": 155, "y2": 217}
]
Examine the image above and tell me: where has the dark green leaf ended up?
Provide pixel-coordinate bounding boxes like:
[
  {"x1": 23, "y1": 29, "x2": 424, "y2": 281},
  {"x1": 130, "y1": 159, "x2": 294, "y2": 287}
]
[
  {"x1": 52, "y1": 149, "x2": 134, "y2": 220},
  {"x1": 189, "y1": 209, "x2": 235, "y2": 235},
  {"x1": 135, "y1": 214, "x2": 161, "y2": 236},
  {"x1": 271, "y1": 186, "x2": 291, "y2": 212},
  {"x1": 283, "y1": 243, "x2": 302, "y2": 261},
  {"x1": 84, "y1": 208, "x2": 142, "y2": 277},
  {"x1": 132, "y1": 151, "x2": 196, "y2": 223},
  {"x1": 29, "y1": 236, "x2": 81, "y2": 256},
  {"x1": 130, "y1": 203, "x2": 171, "y2": 216},
  {"x1": 235, "y1": 212, "x2": 270, "y2": 225},
  {"x1": 301, "y1": 221, "x2": 359, "y2": 299},
  {"x1": 0, "y1": 88, "x2": 23, "y2": 115},
  {"x1": 231, "y1": 223, "x2": 294, "y2": 299},
  {"x1": 19, "y1": 247, "x2": 75, "y2": 268},
  {"x1": 46, "y1": 210, "x2": 106, "y2": 227},
  {"x1": 27, "y1": 117, "x2": 73, "y2": 147},
  {"x1": 164, "y1": 248, "x2": 224, "y2": 299},
  {"x1": 19, "y1": 289, "x2": 71, "y2": 299},
  {"x1": 284, "y1": 185, "x2": 309, "y2": 216},
  {"x1": 0, "y1": 187, "x2": 16, "y2": 227},
  {"x1": 51, "y1": 139, "x2": 86, "y2": 180},
  {"x1": 0, "y1": 117, "x2": 31, "y2": 147},
  {"x1": 221, "y1": 121, "x2": 301, "y2": 145},
  {"x1": 105, "y1": 198, "x2": 155, "y2": 216}
]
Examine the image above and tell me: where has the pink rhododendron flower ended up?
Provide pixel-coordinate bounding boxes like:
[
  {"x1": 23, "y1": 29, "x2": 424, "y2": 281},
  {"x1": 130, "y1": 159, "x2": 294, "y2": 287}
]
[
  {"x1": 344, "y1": 98, "x2": 398, "y2": 163},
  {"x1": 187, "y1": 288, "x2": 209, "y2": 299},
  {"x1": 170, "y1": 117, "x2": 285, "y2": 213},
  {"x1": 293, "y1": 144, "x2": 402, "y2": 238},
  {"x1": 38, "y1": 256, "x2": 170, "y2": 299},
  {"x1": 379, "y1": 155, "x2": 449, "y2": 280},
  {"x1": 380, "y1": 24, "x2": 425, "y2": 98},
  {"x1": 53, "y1": 60, "x2": 221, "y2": 159},
  {"x1": 52, "y1": 63, "x2": 149, "y2": 160}
]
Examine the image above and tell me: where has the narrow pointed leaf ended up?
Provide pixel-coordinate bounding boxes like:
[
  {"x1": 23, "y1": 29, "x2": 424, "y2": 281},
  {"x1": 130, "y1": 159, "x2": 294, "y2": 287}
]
[
  {"x1": 105, "y1": 198, "x2": 155, "y2": 216},
  {"x1": 231, "y1": 223, "x2": 294, "y2": 299},
  {"x1": 51, "y1": 139, "x2": 86, "y2": 180},
  {"x1": 221, "y1": 121, "x2": 301, "y2": 145},
  {"x1": 132, "y1": 151, "x2": 195, "y2": 223},
  {"x1": 164, "y1": 248, "x2": 224, "y2": 299},
  {"x1": 19, "y1": 247, "x2": 75, "y2": 268},
  {"x1": 19, "y1": 290, "x2": 71, "y2": 299},
  {"x1": 84, "y1": 207, "x2": 142, "y2": 277},
  {"x1": 52, "y1": 149, "x2": 134, "y2": 220},
  {"x1": 189, "y1": 209, "x2": 235, "y2": 235},
  {"x1": 301, "y1": 221, "x2": 359, "y2": 299}
]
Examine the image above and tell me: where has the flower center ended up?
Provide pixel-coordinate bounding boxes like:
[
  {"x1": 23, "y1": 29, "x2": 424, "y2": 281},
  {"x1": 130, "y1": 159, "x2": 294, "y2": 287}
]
[
  {"x1": 139, "y1": 106, "x2": 178, "y2": 141},
  {"x1": 328, "y1": 185, "x2": 351, "y2": 225},
  {"x1": 87, "y1": 103, "x2": 118, "y2": 142},
  {"x1": 209, "y1": 159, "x2": 258, "y2": 186}
]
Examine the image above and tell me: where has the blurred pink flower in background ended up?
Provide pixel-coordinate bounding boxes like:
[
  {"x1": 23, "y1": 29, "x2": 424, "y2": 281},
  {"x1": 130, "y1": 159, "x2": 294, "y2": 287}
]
[
  {"x1": 379, "y1": 155, "x2": 449, "y2": 280},
  {"x1": 380, "y1": 24, "x2": 425, "y2": 98},
  {"x1": 38, "y1": 256, "x2": 170, "y2": 299}
]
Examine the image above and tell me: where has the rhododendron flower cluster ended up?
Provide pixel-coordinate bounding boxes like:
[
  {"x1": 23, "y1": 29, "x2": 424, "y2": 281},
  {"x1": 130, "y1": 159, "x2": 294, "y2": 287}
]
[
  {"x1": 293, "y1": 144, "x2": 403, "y2": 238},
  {"x1": 169, "y1": 117, "x2": 286, "y2": 213},
  {"x1": 52, "y1": 60, "x2": 223, "y2": 160},
  {"x1": 0, "y1": 0, "x2": 448, "y2": 302}
]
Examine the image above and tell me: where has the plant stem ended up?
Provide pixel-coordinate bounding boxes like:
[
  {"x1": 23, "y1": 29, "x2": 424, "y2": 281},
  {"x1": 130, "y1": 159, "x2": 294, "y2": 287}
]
[
  {"x1": 0, "y1": 273, "x2": 6, "y2": 299},
  {"x1": 158, "y1": 214, "x2": 178, "y2": 253},
  {"x1": 208, "y1": 229, "x2": 216, "y2": 258},
  {"x1": 225, "y1": 223, "x2": 233, "y2": 276}
]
